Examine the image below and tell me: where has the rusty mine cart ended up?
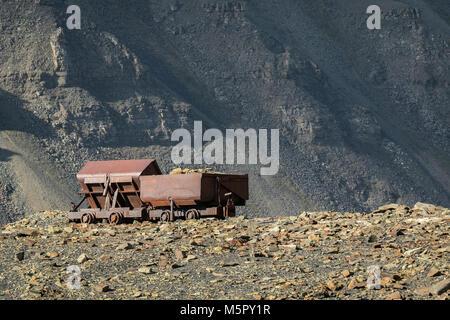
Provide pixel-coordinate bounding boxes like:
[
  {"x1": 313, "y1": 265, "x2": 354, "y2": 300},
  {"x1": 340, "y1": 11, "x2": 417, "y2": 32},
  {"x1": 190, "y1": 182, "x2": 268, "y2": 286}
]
[{"x1": 68, "y1": 159, "x2": 249, "y2": 224}]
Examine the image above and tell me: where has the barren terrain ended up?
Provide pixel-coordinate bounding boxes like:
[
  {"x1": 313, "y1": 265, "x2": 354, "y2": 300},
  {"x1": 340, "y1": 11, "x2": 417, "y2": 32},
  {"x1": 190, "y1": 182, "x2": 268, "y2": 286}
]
[{"x1": 0, "y1": 202, "x2": 448, "y2": 300}]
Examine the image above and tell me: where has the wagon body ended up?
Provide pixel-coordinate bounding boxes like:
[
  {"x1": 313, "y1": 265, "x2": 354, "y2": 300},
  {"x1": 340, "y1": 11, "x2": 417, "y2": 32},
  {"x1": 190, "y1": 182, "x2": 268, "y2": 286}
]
[
  {"x1": 140, "y1": 173, "x2": 248, "y2": 207},
  {"x1": 69, "y1": 159, "x2": 248, "y2": 224},
  {"x1": 76, "y1": 159, "x2": 161, "y2": 210}
]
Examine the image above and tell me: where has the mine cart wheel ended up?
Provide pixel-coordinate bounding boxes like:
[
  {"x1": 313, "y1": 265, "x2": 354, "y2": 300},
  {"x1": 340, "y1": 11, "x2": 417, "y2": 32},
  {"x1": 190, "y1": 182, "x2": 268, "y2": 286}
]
[
  {"x1": 185, "y1": 209, "x2": 199, "y2": 220},
  {"x1": 160, "y1": 211, "x2": 170, "y2": 222},
  {"x1": 81, "y1": 213, "x2": 95, "y2": 224},
  {"x1": 109, "y1": 212, "x2": 123, "y2": 225}
]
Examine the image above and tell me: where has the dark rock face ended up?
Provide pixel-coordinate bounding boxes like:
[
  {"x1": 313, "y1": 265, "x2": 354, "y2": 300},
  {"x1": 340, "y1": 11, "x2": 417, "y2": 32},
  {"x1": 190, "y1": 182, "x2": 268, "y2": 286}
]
[{"x1": 0, "y1": 0, "x2": 449, "y2": 222}]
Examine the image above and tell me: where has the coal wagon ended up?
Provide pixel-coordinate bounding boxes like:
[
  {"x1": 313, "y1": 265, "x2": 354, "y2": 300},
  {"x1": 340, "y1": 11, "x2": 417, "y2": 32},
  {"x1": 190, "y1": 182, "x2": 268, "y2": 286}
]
[{"x1": 68, "y1": 159, "x2": 248, "y2": 224}]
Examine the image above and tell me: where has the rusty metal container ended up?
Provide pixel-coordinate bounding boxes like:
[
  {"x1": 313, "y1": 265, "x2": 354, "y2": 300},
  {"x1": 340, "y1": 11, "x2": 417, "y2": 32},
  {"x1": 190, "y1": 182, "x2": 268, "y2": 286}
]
[
  {"x1": 76, "y1": 159, "x2": 161, "y2": 210},
  {"x1": 140, "y1": 173, "x2": 248, "y2": 207}
]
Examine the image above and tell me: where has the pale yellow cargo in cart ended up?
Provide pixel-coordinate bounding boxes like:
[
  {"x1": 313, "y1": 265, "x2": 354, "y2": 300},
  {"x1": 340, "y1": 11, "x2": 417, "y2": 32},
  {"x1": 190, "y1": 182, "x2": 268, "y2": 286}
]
[{"x1": 169, "y1": 168, "x2": 227, "y2": 175}]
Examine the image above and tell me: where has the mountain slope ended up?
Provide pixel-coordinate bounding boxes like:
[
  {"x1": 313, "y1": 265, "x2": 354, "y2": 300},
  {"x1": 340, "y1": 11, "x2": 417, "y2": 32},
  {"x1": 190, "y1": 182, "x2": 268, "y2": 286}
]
[{"x1": 0, "y1": 0, "x2": 448, "y2": 222}]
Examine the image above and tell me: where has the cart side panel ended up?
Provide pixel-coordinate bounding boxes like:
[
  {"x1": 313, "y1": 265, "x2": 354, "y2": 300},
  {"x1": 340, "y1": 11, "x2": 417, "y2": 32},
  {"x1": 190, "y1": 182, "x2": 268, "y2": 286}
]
[
  {"x1": 75, "y1": 159, "x2": 161, "y2": 210},
  {"x1": 140, "y1": 173, "x2": 249, "y2": 207},
  {"x1": 217, "y1": 174, "x2": 249, "y2": 204},
  {"x1": 140, "y1": 174, "x2": 203, "y2": 206}
]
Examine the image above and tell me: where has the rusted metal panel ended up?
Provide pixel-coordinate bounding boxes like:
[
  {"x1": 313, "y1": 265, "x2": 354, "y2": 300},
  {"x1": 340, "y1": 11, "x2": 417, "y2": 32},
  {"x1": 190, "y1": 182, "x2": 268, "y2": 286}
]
[
  {"x1": 76, "y1": 159, "x2": 161, "y2": 210},
  {"x1": 84, "y1": 176, "x2": 107, "y2": 184},
  {"x1": 216, "y1": 175, "x2": 249, "y2": 201},
  {"x1": 140, "y1": 174, "x2": 203, "y2": 205},
  {"x1": 77, "y1": 159, "x2": 161, "y2": 181},
  {"x1": 110, "y1": 176, "x2": 133, "y2": 183},
  {"x1": 140, "y1": 173, "x2": 248, "y2": 207}
]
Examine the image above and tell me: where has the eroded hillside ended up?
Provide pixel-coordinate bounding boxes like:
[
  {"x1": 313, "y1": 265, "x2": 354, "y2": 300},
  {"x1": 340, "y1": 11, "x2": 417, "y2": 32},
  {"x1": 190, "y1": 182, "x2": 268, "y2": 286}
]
[{"x1": 0, "y1": 0, "x2": 449, "y2": 222}]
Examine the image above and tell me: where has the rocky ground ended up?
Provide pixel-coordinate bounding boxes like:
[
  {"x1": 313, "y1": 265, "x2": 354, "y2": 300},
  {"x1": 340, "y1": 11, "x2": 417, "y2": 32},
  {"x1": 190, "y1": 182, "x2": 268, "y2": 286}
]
[{"x1": 0, "y1": 202, "x2": 448, "y2": 300}]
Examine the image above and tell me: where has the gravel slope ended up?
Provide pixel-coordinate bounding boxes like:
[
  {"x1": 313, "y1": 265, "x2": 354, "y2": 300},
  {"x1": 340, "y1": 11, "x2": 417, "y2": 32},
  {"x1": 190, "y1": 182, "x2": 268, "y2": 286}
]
[
  {"x1": 0, "y1": 202, "x2": 448, "y2": 300},
  {"x1": 0, "y1": 0, "x2": 449, "y2": 222}
]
